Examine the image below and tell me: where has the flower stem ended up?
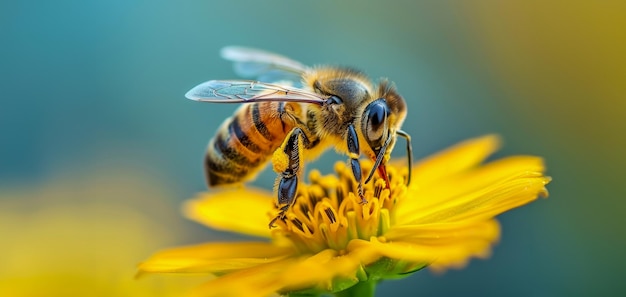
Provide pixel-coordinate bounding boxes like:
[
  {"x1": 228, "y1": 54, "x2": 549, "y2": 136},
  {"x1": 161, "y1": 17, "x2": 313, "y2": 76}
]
[{"x1": 336, "y1": 280, "x2": 377, "y2": 297}]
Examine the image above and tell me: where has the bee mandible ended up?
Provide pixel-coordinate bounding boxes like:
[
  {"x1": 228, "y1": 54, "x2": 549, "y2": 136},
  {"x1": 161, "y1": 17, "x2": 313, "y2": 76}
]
[{"x1": 185, "y1": 46, "x2": 413, "y2": 227}]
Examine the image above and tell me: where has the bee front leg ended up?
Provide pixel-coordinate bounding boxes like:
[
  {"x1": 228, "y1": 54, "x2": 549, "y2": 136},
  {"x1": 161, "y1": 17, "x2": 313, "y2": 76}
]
[
  {"x1": 347, "y1": 124, "x2": 366, "y2": 204},
  {"x1": 269, "y1": 127, "x2": 308, "y2": 228}
]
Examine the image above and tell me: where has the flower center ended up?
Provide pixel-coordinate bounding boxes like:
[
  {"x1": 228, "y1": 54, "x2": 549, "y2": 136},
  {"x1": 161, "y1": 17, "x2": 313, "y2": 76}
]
[{"x1": 270, "y1": 161, "x2": 409, "y2": 254}]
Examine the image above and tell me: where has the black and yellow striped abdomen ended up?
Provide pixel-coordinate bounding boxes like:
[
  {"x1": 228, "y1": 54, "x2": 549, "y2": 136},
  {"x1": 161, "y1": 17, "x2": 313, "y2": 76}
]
[{"x1": 205, "y1": 101, "x2": 299, "y2": 186}]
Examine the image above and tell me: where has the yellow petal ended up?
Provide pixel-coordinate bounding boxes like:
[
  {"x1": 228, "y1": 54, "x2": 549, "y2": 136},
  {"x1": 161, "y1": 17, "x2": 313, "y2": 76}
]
[
  {"x1": 278, "y1": 249, "x2": 362, "y2": 292},
  {"x1": 383, "y1": 220, "x2": 500, "y2": 270},
  {"x1": 405, "y1": 174, "x2": 549, "y2": 224},
  {"x1": 184, "y1": 188, "x2": 275, "y2": 238},
  {"x1": 190, "y1": 258, "x2": 293, "y2": 297},
  {"x1": 410, "y1": 135, "x2": 501, "y2": 187},
  {"x1": 424, "y1": 155, "x2": 546, "y2": 198},
  {"x1": 189, "y1": 250, "x2": 363, "y2": 297},
  {"x1": 440, "y1": 176, "x2": 550, "y2": 223},
  {"x1": 397, "y1": 155, "x2": 548, "y2": 224},
  {"x1": 385, "y1": 220, "x2": 500, "y2": 246},
  {"x1": 138, "y1": 242, "x2": 295, "y2": 275},
  {"x1": 348, "y1": 226, "x2": 497, "y2": 272}
]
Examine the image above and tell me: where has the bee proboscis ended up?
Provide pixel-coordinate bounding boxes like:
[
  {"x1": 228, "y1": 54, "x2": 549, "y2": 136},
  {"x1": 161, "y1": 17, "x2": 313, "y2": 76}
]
[{"x1": 186, "y1": 46, "x2": 413, "y2": 227}]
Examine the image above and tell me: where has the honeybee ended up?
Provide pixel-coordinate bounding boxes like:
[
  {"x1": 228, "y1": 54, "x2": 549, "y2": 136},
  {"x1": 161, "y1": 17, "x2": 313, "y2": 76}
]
[{"x1": 186, "y1": 46, "x2": 413, "y2": 227}]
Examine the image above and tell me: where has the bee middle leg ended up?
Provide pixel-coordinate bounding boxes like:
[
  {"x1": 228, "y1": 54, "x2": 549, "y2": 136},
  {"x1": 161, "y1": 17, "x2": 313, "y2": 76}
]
[
  {"x1": 347, "y1": 124, "x2": 367, "y2": 204},
  {"x1": 269, "y1": 127, "x2": 310, "y2": 228}
]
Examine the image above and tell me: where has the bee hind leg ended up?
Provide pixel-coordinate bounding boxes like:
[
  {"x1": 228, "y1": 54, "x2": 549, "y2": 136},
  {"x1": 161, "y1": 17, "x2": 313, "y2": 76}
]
[{"x1": 269, "y1": 128, "x2": 309, "y2": 228}]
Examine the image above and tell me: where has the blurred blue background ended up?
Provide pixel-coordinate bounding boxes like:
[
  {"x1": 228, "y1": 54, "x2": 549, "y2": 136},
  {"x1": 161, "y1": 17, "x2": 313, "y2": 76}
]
[{"x1": 1, "y1": 1, "x2": 624, "y2": 296}]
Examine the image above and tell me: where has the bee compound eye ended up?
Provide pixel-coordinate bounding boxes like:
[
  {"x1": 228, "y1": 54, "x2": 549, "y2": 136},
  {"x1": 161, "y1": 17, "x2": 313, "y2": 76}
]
[
  {"x1": 363, "y1": 98, "x2": 389, "y2": 148},
  {"x1": 368, "y1": 104, "x2": 386, "y2": 130}
]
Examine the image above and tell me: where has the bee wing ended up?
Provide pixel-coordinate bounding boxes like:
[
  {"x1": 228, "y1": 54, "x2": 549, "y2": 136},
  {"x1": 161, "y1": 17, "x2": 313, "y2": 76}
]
[
  {"x1": 221, "y1": 46, "x2": 308, "y2": 83},
  {"x1": 186, "y1": 80, "x2": 326, "y2": 104}
]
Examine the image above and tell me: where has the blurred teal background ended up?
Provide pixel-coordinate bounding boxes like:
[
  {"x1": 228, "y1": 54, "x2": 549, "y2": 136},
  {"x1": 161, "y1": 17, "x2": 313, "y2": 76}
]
[{"x1": 1, "y1": 1, "x2": 624, "y2": 296}]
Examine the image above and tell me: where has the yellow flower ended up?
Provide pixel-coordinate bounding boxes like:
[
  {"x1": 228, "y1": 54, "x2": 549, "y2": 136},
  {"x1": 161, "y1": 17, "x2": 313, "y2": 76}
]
[{"x1": 139, "y1": 135, "x2": 550, "y2": 297}]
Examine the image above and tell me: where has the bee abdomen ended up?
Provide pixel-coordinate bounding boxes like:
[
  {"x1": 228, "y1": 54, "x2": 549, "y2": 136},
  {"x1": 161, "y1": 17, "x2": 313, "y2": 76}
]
[{"x1": 204, "y1": 102, "x2": 294, "y2": 187}]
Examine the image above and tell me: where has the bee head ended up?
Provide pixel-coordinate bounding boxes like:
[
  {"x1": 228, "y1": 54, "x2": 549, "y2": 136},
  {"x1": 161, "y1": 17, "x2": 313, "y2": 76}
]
[
  {"x1": 362, "y1": 81, "x2": 406, "y2": 156},
  {"x1": 360, "y1": 80, "x2": 409, "y2": 184}
]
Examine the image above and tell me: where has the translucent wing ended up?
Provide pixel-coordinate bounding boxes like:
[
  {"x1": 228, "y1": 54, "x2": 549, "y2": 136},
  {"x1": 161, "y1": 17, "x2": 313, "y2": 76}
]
[
  {"x1": 185, "y1": 80, "x2": 326, "y2": 104},
  {"x1": 221, "y1": 46, "x2": 308, "y2": 83}
]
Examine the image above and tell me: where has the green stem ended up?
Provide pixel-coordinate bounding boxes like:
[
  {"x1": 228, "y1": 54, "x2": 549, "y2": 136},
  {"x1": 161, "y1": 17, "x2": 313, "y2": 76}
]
[{"x1": 335, "y1": 280, "x2": 377, "y2": 297}]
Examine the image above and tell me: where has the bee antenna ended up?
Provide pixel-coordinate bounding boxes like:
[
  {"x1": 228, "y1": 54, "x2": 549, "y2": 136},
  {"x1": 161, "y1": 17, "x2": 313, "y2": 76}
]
[{"x1": 395, "y1": 129, "x2": 413, "y2": 185}]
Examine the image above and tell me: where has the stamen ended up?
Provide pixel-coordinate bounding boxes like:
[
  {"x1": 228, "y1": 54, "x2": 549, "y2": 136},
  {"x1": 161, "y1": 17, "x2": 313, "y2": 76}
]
[
  {"x1": 272, "y1": 160, "x2": 409, "y2": 254},
  {"x1": 299, "y1": 203, "x2": 310, "y2": 217},
  {"x1": 336, "y1": 187, "x2": 345, "y2": 206},
  {"x1": 308, "y1": 185, "x2": 323, "y2": 204},
  {"x1": 345, "y1": 178, "x2": 355, "y2": 194},
  {"x1": 291, "y1": 218, "x2": 304, "y2": 232},
  {"x1": 324, "y1": 208, "x2": 337, "y2": 224},
  {"x1": 374, "y1": 180, "x2": 384, "y2": 198},
  {"x1": 379, "y1": 208, "x2": 391, "y2": 236},
  {"x1": 335, "y1": 163, "x2": 356, "y2": 194},
  {"x1": 346, "y1": 211, "x2": 359, "y2": 240}
]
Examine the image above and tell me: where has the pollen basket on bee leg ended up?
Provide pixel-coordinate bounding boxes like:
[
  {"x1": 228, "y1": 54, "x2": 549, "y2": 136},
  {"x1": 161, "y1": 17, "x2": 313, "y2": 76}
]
[{"x1": 272, "y1": 149, "x2": 290, "y2": 173}]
